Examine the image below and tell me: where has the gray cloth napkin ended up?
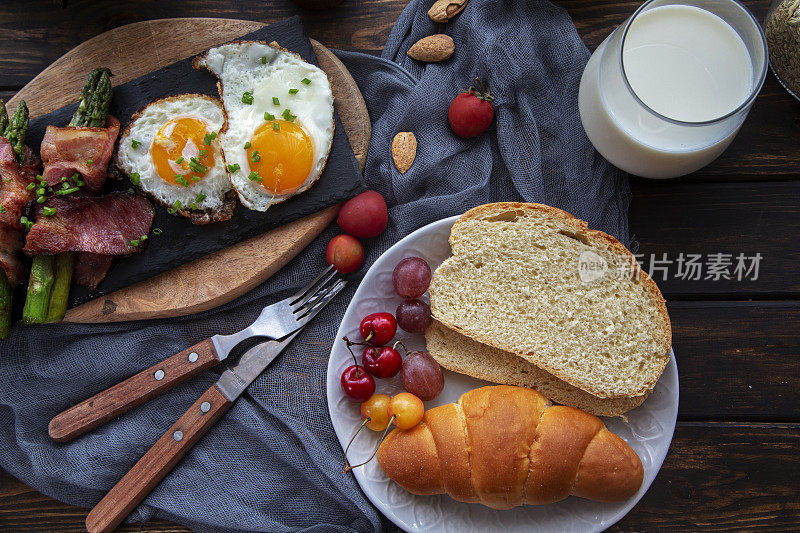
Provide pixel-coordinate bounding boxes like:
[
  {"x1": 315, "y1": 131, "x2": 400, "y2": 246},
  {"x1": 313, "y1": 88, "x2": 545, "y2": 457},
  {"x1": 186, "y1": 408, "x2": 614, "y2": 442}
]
[{"x1": 0, "y1": 1, "x2": 628, "y2": 532}]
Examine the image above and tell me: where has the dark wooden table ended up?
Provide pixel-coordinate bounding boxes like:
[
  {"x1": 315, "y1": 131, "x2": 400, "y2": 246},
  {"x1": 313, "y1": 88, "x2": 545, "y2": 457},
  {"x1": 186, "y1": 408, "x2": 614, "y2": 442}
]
[{"x1": 1, "y1": 0, "x2": 798, "y2": 531}]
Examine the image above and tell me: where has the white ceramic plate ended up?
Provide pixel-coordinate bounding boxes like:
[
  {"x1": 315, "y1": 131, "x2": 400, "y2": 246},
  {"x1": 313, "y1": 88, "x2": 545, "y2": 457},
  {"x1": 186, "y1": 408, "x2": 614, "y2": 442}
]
[{"x1": 327, "y1": 215, "x2": 679, "y2": 533}]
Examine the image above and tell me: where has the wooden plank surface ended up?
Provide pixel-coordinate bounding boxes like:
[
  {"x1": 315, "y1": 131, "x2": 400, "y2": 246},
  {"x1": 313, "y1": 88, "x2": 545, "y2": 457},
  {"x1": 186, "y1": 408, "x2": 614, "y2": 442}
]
[{"x1": 0, "y1": 0, "x2": 798, "y2": 531}]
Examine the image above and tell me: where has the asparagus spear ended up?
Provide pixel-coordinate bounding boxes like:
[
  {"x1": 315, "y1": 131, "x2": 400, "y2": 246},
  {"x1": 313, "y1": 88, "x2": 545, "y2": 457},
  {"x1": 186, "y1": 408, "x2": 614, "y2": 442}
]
[
  {"x1": 22, "y1": 255, "x2": 55, "y2": 324},
  {"x1": 24, "y1": 68, "x2": 113, "y2": 324},
  {"x1": 0, "y1": 101, "x2": 30, "y2": 337}
]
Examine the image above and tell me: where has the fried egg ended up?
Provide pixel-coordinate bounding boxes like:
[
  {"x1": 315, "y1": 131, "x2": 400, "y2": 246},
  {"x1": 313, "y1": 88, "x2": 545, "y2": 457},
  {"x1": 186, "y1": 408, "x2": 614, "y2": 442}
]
[
  {"x1": 195, "y1": 41, "x2": 334, "y2": 211},
  {"x1": 116, "y1": 94, "x2": 234, "y2": 223}
]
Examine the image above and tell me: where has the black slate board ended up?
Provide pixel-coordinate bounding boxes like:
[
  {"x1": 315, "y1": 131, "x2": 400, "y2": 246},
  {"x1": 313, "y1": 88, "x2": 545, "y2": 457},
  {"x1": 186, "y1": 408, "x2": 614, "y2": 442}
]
[{"x1": 24, "y1": 17, "x2": 364, "y2": 308}]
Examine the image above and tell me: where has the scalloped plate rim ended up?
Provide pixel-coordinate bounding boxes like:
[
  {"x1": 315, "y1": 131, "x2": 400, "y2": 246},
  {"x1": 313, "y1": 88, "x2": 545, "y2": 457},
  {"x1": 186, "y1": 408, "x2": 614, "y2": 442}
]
[{"x1": 327, "y1": 214, "x2": 679, "y2": 533}]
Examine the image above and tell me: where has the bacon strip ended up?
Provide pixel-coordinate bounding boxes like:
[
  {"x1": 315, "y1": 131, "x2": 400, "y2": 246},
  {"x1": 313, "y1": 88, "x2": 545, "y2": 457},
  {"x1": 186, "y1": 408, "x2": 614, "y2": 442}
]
[
  {"x1": 23, "y1": 193, "x2": 154, "y2": 256},
  {"x1": 0, "y1": 224, "x2": 25, "y2": 286},
  {"x1": 40, "y1": 115, "x2": 120, "y2": 191},
  {"x1": 0, "y1": 137, "x2": 39, "y2": 286},
  {"x1": 73, "y1": 252, "x2": 114, "y2": 291}
]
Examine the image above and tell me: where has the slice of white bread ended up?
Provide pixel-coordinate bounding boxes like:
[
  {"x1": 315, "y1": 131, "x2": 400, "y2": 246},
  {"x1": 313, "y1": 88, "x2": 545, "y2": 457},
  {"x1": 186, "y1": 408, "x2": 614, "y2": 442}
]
[
  {"x1": 429, "y1": 202, "x2": 671, "y2": 398},
  {"x1": 425, "y1": 320, "x2": 648, "y2": 416}
]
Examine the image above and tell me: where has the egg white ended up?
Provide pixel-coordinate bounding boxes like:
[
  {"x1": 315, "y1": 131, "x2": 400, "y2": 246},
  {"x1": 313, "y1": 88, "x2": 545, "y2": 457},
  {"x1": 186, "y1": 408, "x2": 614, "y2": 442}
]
[
  {"x1": 195, "y1": 41, "x2": 334, "y2": 211},
  {"x1": 116, "y1": 94, "x2": 231, "y2": 214}
]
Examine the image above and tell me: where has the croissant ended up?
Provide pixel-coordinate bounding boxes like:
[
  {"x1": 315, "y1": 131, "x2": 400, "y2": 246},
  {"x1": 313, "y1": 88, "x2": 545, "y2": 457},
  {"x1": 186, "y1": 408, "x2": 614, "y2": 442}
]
[{"x1": 377, "y1": 385, "x2": 643, "y2": 509}]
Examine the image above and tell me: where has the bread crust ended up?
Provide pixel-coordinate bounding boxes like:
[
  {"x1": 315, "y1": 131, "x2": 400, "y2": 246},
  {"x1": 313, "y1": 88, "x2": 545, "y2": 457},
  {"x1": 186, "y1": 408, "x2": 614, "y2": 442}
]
[
  {"x1": 432, "y1": 202, "x2": 672, "y2": 398},
  {"x1": 377, "y1": 385, "x2": 644, "y2": 509}
]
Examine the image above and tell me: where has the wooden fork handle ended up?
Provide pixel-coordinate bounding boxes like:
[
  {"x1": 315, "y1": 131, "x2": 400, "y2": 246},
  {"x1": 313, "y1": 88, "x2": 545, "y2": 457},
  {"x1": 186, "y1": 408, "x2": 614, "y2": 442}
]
[
  {"x1": 49, "y1": 338, "x2": 220, "y2": 443},
  {"x1": 85, "y1": 383, "x2": 232, "y2": 533}
]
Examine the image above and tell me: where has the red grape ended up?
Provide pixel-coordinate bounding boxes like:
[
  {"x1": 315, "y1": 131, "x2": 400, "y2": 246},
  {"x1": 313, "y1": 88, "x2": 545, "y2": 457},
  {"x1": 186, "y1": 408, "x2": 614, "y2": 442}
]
[
  {"x1": 400, "y1": 351, "x2": 444, "y2": 401},
  {"x1": 341, "y1": 365, "x2": 376, "y2": 402},
  {"x1": 337, "y1": 190, "x2": 388, "y2": 239},
  {"x1": 396, "y1": 299, "x2": 432, "y2": 334},
  {"x1": 359, "y1": 312, "x2": 397, "y2": 345},
  {"x1": 392, "y1": 257, "x2": 432, "y2": 299},
  {"x1": 362, "y1": 345, "x2": 403, "y2": 378}
]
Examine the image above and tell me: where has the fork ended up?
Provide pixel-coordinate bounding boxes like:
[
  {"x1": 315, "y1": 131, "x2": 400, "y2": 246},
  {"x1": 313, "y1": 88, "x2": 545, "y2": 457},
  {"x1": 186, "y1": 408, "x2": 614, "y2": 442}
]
[{"x1": 49, "y1": 265, "x2": 344, "y2": 443}]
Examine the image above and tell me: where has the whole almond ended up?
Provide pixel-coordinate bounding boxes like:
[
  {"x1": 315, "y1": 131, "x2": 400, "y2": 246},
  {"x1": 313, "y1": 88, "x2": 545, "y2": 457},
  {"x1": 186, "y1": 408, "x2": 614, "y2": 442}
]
[
  {"x1": 428, "y1": 0, "x2": 469, "y2": 22},
  {"x1": 407, "y1": 34, "x2": 455, "y2": 63},
  {"x1": 392, "y1": 132, "x2": 417, "y2": 173}
]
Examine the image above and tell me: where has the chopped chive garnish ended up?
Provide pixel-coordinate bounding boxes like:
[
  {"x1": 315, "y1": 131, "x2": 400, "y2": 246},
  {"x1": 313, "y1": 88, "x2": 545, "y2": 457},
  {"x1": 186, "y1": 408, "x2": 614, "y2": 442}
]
[
  {"x1": 272, "y1": 97, "x2": 280, "y2": 106},
  {"x1": 76, "y1": 180, "x2": 85, "y2": 187},
  {"x1": 42, "y1": 206, "x2": 56, "y2": 216},
  {"x1": 131, "y1": 139, "x2": 141, "y2": 149},
  {"x1": 264, "y1": 112, "x2": 275, "y2": 121},
  {"x1": 281, "y1": 109, "x2": 296, "y2": 122},
  {"x1": 36, "y1": 187, "x2": 45, "y2": 196},
  {"x1": 130, "y1": 239, "x2": 139, "y2": 247},
  {"x1": 288, "y1": 88, "x2": 299, "y2": 94},
  {"x1": 196, "y1": 193, "x2": 207, "y2": 202},
  {"x1": 244, "y1": 141, "x2": 251, "y2": 149},
  {"x1": 61, "y1": 182, "x2": 70, "y2": 189},
  {"x1": 128, "y1": 187, "x2": 135, "y2": 194},
  {"x1": 36, "y1": 174, "x2": 44, "y2": 182},
  {"x1": 261, "y1": 56, "x2": 267, "y2": 64},
  {"x1": 140, "y1": 234, "x2": 148, "y2": 241},
  {"x1": 152, "y1": 228, "x2": 162, "y2": 235},
  {"x1": 61, "y1": 175, "x2": 68, "y2": 182},
  {"x1": 198, "y1": 149, "x2": 207, "y2": 157},
  {"x1": 251, "y1": 150, "x2": 261, "y2": 162},
  {"x1": 203, "y1": 132, "x2": 217, "y2": 146},
  {"x1": 26, "y1": 182, "x2": 35, "y2": 191},
  {"x1": 191, "y1": 175, "x2": 200, "y2": 181},
  {"x1": 130, "y1": 172, "x2": 140, "y2": 185},
  {"x1": 4, "y1": 177, "x2": 9, "y2": 183},
  {"x1": 242, "y1": 91, "x2": 254, "y2": 105},
  {"x1": 175, "y1": 156, "x2": 184, "y2": 164},
  {"x1": 0, "y1": 206, "x2": 5, "y2": 213},
  {"x1": 227, "y1": 163, "x2": 240, "y2": 173},
  {"x1": 36, "y1": 196, "x2": 46, "y2": 204},
  {"x1": 189, "y1": 203, "x2": 197, "y2": 210},
  {"x1": 55, "y1": 187, "x2": 80, "y2": 195},
  {"x1": 20, "y1": 216, "x2": 32, "y2": 231},
  {"x1": 86, "y1": 159, "x2": 93, "y2": 165},
  {"x1": 175, "y1": 174, "x2": 191, "y2": 187},
  {"x1": 188, "y1": 157, "x2": 208, "y2": 174},
  {"x1": 248, "y1": 171, "x2": 262, "y2": 182},
  {"x1": 301, "y1": 77, "x2": 311, "y2": 85},
  {"x1": 273, "y1": 121, "x2": 280, "y2": 131}
]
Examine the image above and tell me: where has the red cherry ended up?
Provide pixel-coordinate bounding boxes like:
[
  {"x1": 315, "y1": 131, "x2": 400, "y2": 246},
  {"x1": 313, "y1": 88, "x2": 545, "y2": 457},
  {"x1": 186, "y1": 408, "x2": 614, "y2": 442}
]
[
  {"x1": 362, "y1": 345, "x2": 403, "y2": 378},
  {"x1": 359, "y1": 312, "x2": 397, "y2": 345},
  {"x1": 341, "y1": 365, "x2": 376, "y2": 402},
  {"x1": 448, "y1": 78, "x2": 495, "y2": 139}
]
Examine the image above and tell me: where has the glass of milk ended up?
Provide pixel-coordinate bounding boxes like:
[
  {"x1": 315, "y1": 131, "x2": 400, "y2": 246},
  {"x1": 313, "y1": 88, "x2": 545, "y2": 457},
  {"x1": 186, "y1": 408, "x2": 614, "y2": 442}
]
[{"x1": 578, "y1": 0, "x2": 767, "y2": 179}]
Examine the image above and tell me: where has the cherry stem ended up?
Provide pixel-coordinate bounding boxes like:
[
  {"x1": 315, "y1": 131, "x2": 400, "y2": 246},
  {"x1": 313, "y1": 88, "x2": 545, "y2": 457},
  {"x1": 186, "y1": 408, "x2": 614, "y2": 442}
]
[
  {"x1": 342, "y1": 336, "x2": 361, "y2": 377},
  {"x1": 467, "y1": 77, "x2": 495, "y2": 102},
  {"x1": 343, "y1": 415, "x2": 396, "y2": 473},
  {"x1": 392, "y1": 339, "x2": 408, "y2": 354},
  {"x1": 343, "y1": 417, "x2": 370, "y2": 472}
]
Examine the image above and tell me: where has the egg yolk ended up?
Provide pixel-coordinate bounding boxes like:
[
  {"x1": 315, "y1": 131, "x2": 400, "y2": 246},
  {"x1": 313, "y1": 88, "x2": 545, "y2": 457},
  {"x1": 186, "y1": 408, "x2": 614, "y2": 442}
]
[
  {"x1": 151, "y1": 117, "x2": 216, "y2": 186},
  {"x1": 247, "y1": 120, "x2": 314, "y2": 194}
]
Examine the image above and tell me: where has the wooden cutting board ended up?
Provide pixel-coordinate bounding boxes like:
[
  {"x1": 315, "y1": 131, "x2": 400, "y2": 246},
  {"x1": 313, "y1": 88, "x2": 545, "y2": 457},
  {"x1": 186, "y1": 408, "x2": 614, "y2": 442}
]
[{"x1": 7, "y1": 18, "x2": 370, "y2": 323}]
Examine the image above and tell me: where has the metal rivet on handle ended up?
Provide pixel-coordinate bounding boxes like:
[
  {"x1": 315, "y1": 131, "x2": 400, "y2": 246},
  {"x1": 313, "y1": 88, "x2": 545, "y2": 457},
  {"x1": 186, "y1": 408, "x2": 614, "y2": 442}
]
[
  {"x1": 154, "y1": 369, "x2": 165, "y2": 381},
  {"x1": 188, "y1": 352, "x2": 199, "y2": 363},
  {"x1": 200, "y1": 402, "x2": 211, "y2": 413},
  {"x1": 173, "y1": 430, "x2": 183, "y2": 442}
]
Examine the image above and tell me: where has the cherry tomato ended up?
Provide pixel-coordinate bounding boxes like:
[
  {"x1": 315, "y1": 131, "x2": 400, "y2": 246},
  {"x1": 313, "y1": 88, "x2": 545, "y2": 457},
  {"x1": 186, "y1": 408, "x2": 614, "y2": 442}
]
[
  {"x1": 448, "y1": 78, "x2": 495, "y2": 139},
  {"x1": 359, "y1": 312, "x2": 397, "y2": 345},
  {"x1": 362, "y1": 345, "x2": 403, "y2": 379},
  {"x1": 326, "y1": 234, "x2": 364, "y2": 274},
  {"x1": 360, "y1": 393, "x2": 392, "y2": 431},
  {"x1": 337, "y1": 190, "x2": 389, "y2": 239},
  {"x1": 341, "y1": 365, "x2": 375, "y2": 402},
  {"x1": 388, "y1": 392, "x2": 425, "y2": 429}
]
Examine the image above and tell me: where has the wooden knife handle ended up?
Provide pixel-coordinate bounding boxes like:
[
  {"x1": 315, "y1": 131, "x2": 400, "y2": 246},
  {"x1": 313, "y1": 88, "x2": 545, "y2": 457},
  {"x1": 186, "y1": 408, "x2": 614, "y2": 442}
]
[
  {"x1": 85, "y1": 383, "x2": 232, "y2": 533},
  {"x1": 48, "y1": 338, "x2": 220, "y2": 443}
]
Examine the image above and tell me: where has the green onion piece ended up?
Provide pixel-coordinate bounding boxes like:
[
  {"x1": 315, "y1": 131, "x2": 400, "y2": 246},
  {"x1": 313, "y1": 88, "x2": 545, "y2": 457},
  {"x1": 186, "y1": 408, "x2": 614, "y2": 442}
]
[
  {"x1": 281, "y1": 109, "x2": 295, "y2": 122},
  {"x1": 61, "y1": 175, "x2": 68, "y2": 182},
  {"x1": 242, "y1": 91, "x2": 254, "y2": 105},
  {"x1": 174, "y1": 200, "x2": 182, "y2": 209},
  {"x1": 227, "y1": 163, "x2": 240, "y2": 173},
  {"x1": 36, "y1": 174, "x2": 44, "y2": 182},
  {"x1": 20, "y1": 216, "x2": 32, "y2": 231},
  {"x1": 301, "y1": 77, "x2": 311, "y2": 85},
  {"x1": 273, "y1": 121, "x2": 280, "y2": 131},
  {"x1": 128, "y1": 187, "x2": 135, "y2": 194},
  {"x1": 61, "y1": 182, "x2": 70, "y2": 189},
  {"x1": 36, "y1": 196, "x2": 46, "y2": 204},
  {"x1": 264, "y1": 112, "x2": 275, "y2": 121},
  {"x1": 76, "y1": 180, "x2": 85, "y2": 187},
  {"x1": 196, "y1": 193, "x2": 207, "y2": 202},
  {"x1": 272, "y1": 97, "x2": 280, "y2": 106},
  {"x1": 55, "y1": 187, "x2": 80, "y2": 195},
  {"x1": 0, "y1": 206, "x2": 5, "y2": 213},
  {"x1": 198, "y1": 149, "x2": 207, "y2": 157},
  {"x1": 248, "y1": 171, "x2": 262, "y2": 182},
  {"x1": 26, "y1": 182, "x2": 35, "y2": 191},
  {"x1": 86, "y1": 159, "x2": 93, "y2": 165},
  {"x1": 42, "y1": 206, "x2": 56, "y2": 216},
  {"x1": 36, "y1": 187, "x2": 45, "y2": 196},
  {"x1": 288, "y1": 88, "x2": 299, "y2": 94},
  {"x1": 203, "y1": 131, "x2": 217, "y2": 146},
  {"x1": 244, "y1": 141, "x2": 251, "y2": 149},
  {"x1": 130, "y1": 239, "x2": 139, "y2": 247},
  {"x1": 130, "y1": 172, "x2": 140, "y2": 185},
  {"x1": 189, "y1": 203, "x2": 197, "y2": 210},
  {"x1": 251, "y1": 150, "x2": 261, "y2": 162},
  {"x1": 191, "y1": 176, "x2": 200, "y2": 182},
  {"x1": 141, "y1": 234, "x2": 148, "y2": 241},
  {"x1": 261, "y1": 56, "x2": 267, "y2": 64},
  {"x1": 152, "y1": 228, "x2": 162, "y2": 235},
  {"x1": 4, "y1": 177, "x2": 9, "y2": 183},
  {"x1": 131, "y1": 139, "x2": 141, "y2": 149},
  {"x1": 175, "y1": 156, "x2": 184, "y2": 164}
]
